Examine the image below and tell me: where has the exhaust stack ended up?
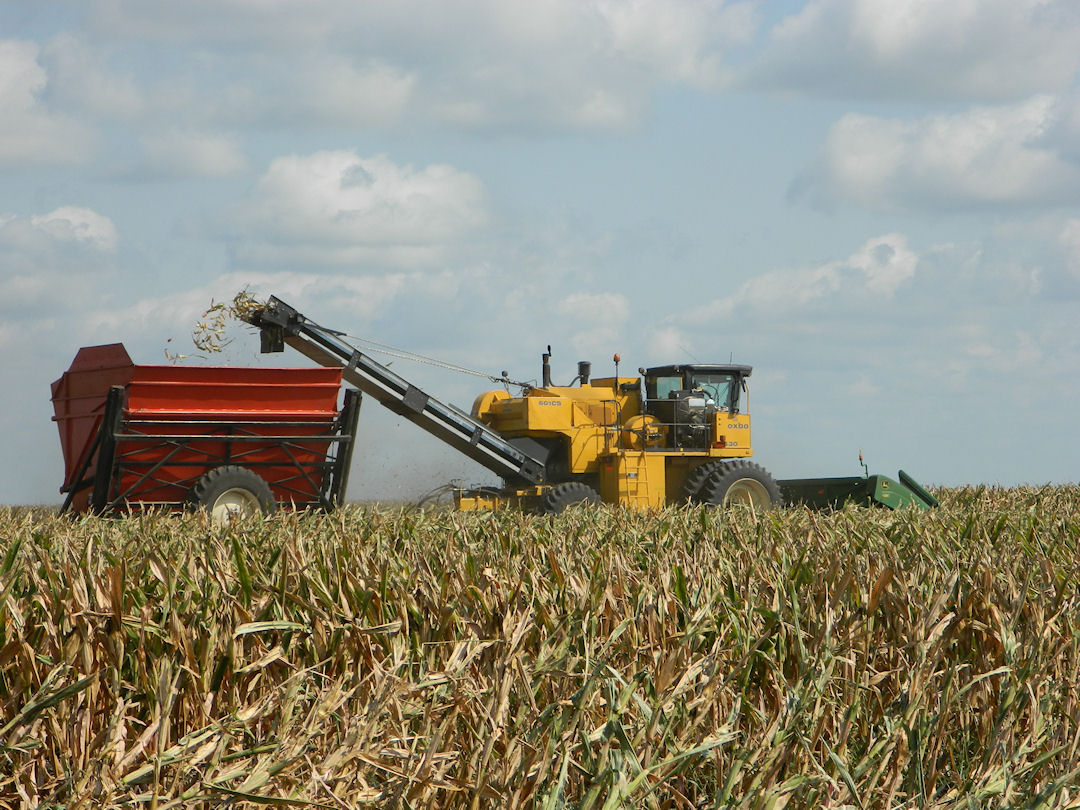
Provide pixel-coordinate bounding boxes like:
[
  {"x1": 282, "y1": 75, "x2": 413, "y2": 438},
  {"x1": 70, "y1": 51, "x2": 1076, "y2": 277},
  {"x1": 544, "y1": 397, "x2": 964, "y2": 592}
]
[{"x1": 577, "y1": 360, "x2": 591, "y2": 386}]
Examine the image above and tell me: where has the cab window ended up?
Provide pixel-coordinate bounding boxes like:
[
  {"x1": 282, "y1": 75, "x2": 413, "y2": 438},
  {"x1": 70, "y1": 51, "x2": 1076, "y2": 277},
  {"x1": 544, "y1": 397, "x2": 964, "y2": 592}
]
[
  {"x1": 689, "y1": 373, "x2": 737, "y2": 411},
  {"x1": 648, "y1": 375, "x2": 682, "y2": 401}
]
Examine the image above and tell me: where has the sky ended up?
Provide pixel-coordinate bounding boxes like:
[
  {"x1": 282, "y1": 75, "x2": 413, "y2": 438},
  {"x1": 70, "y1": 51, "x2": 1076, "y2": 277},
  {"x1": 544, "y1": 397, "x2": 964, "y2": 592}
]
[{"x1": 2, "y1": 0, "x2": 1079, "y2": 505}]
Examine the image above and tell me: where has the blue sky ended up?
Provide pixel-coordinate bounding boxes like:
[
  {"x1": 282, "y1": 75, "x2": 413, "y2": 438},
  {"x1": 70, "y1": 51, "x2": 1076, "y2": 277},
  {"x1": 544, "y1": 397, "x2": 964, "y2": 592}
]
[{"x1": 3, "y1": 0, "x2": 1079, "y2": 503}]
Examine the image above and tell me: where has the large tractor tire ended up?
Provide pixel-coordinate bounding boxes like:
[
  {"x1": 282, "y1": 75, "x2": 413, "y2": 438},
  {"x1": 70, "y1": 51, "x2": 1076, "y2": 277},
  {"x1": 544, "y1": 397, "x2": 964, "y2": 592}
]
[
  {"x1": 682, "y1": 460, "x2": 730, "y2": 501},
  {"x1": 697, "y1": 461, "x2": 782, "y2": 510},
  {"x1": 188, "y1": 466, "x2": 276, "y2": 524},
  {"x1": 540, "y1": 481, "x2": 601, "y2": 515}
]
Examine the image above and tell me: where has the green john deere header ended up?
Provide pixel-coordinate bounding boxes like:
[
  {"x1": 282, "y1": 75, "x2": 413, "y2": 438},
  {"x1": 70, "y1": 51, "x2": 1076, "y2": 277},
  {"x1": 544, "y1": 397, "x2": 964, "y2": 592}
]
[{"x1": 779, "y1": 470, "x2": 939, "y2": 510}]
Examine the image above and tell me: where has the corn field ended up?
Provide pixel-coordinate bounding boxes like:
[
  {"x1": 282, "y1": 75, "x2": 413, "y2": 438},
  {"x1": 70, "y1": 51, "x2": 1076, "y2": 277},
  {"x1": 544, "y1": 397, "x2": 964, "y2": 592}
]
[{"x1": 2, "y1": 486, "x2": 1080, "y2": 808}]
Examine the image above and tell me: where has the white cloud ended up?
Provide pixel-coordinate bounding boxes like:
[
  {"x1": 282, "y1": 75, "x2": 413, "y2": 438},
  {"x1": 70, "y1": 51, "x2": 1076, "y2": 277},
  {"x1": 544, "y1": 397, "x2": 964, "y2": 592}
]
[
  {"x1": 0, "y1": 39, "x2": 93, "y2": 164},
  {"x1": 795, "y1": 96, "x2": 1080, "y2": 210},
  {"x1": 29, "y1": 206, "x2": 118, "y2": 251},
  {"x1": 136, "y1": 130, "x2": 248, "y2": 178},
  {"x1": 0, "y1": 205, "x2": 117, "y2": 292},
  {"x1": 231, "y1": 151, "x2": 488, "y2": 268},
  {"x1": 749, "y1": 0, "x2": 1080, "y2": 101},
  {"x1": 83, "y1": 270, "x2": 405, "y2": 344},
  {"x1": 424, "y1": 0, "x2": 755, "y2": 130},
  {"x1": 559, "y1": 291, "x2": 630, "y2": 322},
  {"x1": 0, "y1": 206, "x2": 118, "y2": 322},
  {"x1": 153, "y1": 55, "x2": 417, "y2": 130},
  {"x1": 646, "y1": 326, "x2": 692, "y2": 363},
  {"x1": 1054, "y1": 94, "x2": 1080, "y2": 161},
  {"x1": 1061, "y1": 219, "x2": 1080, "y2": 280},
  {"x1": 0, "y1": 273, "x2": 51, "y2": 313},
  {"x1": 598, "y1": 0, "x2": 754, "y2": 87},
  {"x1": 41, "y1": 33, "x2": 143, "y2": 118},
  {"x1": 952, "y1": 327, "x2": 1045, "y2": 374},
  {"x1": 845, "y1": 377, "x2": 881, "y2": 398},
  {"x1": 291, "y1": 57, "x2": 416, "y2": 126},
  {"x1": 691, "y1": 233, "x2": 918, "y2": 318},
  {"x1": 79, "y1": 269, "x2": 480, "y2": 363},
  {"x1": 849, "y1": 233, "x2": 918, "y2": 295},
  {"x1": 557, "y1": 291, "x2": 631, "y2": 355},
  {"x1": 84, "y1": 0, "x2": 756, "y2": 132}
]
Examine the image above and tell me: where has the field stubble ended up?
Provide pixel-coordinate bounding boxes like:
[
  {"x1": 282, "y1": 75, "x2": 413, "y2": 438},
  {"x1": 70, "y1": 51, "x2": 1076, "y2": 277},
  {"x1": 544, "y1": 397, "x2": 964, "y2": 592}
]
[{"x1": 1, "y1": 486, "x2": 1080, "y2": 808}]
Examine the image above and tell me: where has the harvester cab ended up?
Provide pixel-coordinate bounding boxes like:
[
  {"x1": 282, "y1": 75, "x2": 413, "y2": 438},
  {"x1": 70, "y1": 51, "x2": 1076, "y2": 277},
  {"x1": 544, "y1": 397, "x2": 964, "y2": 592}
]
[{"x1": 641, "y1": 364, "x2": 751, "y2": 451}]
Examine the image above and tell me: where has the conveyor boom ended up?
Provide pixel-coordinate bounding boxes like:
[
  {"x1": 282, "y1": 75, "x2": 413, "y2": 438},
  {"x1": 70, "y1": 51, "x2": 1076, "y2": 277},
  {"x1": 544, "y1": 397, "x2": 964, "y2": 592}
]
[{"x1": 252, "y1": 297, "x2": 546, "y2": 485}]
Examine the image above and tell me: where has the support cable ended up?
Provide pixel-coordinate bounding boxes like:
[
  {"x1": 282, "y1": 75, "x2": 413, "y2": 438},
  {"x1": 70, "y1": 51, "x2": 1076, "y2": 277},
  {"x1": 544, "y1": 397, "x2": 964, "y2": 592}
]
[{"x1": 326, "y1": 328, "x2": 533, "y2": 390}]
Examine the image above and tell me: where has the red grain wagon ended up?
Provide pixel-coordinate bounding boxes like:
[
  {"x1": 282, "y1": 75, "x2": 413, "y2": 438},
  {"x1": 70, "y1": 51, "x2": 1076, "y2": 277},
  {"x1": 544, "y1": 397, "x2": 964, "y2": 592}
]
[{"x1": 51, "y1": 344, "x2": 360, "y2": 519}]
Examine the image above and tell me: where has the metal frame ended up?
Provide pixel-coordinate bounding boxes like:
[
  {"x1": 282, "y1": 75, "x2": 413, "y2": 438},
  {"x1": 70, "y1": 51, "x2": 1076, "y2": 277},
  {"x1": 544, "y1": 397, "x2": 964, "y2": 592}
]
[{"x1": 61, "y1": 387, "x2": 361, "y2": 514}]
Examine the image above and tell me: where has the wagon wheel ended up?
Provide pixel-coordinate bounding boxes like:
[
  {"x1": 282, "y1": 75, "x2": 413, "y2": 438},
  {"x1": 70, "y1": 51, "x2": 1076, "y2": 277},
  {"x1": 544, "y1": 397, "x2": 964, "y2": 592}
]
[
  {"x1": 188, "y1": 466, "x2": 276, "y2": 523},
  {"x1": 698, "y1": 461, "x2": 782, "y2": 511}
]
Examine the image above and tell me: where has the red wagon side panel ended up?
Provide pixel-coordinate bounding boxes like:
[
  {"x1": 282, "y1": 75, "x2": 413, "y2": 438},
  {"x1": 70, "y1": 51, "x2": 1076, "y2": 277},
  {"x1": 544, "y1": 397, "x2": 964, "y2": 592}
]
[
  {"x1": 51, "y1": 344, "x2": 137, "y2": 506},
  {"x1": 125, "y1": 365, "x2": 342, "y2": 418},
  {"x1": 52, "y1": 344, "x2": 346, "y2": 512}
]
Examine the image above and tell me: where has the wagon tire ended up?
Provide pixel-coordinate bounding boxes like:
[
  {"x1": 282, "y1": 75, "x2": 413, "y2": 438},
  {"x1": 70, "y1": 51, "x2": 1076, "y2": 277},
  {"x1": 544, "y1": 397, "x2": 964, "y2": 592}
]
[
  {"x1": 540, "y1": 481, "x2": 600, "y2": 515},
  {"x1": 188, "y1": 466, "x2": 276, "y2": 523},
  {"x1": 698, "y1": 461, "x2": 782, "y2": 511}
]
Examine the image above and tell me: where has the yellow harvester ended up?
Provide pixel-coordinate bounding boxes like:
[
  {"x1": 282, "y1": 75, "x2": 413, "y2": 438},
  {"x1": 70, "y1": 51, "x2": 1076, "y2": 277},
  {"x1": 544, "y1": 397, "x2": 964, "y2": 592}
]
[
  {"x1": 250, "y1": 297, "x2": 781, "y2": 513},
  {"x1": 462, "y1": 352, "x2": 779, "y2": 512}
]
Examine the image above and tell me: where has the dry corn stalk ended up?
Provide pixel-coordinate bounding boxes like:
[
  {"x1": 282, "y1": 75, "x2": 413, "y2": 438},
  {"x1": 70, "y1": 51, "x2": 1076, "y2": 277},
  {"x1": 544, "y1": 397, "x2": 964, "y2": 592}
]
[
  {"x1": 166, "y1": 289, "x2": 264, "y2": 361},
  {"x1": 2, "y1": 485, "x2": 1080, "y2": 807}
]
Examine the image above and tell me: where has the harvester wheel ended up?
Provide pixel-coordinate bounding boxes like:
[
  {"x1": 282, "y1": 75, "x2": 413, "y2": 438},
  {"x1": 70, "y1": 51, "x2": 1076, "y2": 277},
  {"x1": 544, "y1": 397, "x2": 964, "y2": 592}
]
[
  {"x1": 682, "y1": 460, "x2": 729, "y2": 501},
  {"x1": 188, "y1": 466, "x2": 276, "y2": 524},
  {"x1": 540, "y1": 481, "x2": 600, "y2": 515},
  {"x1": 698, "y1": 461, "x2": 781, "y2": 511}
]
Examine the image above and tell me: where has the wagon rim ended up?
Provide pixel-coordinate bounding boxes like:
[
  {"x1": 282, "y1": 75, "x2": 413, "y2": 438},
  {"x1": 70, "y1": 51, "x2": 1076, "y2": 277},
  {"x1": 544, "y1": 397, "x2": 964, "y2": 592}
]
[{"x1": 210, "y1": 486, "x2": 264, "y2": 524}]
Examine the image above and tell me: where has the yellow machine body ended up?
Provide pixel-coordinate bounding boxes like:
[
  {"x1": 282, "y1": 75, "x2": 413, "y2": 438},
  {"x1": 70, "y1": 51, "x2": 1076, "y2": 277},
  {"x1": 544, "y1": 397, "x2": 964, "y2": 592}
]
[{"x1": 465, "y1": 363, "x2": 765, "y2": 511}]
